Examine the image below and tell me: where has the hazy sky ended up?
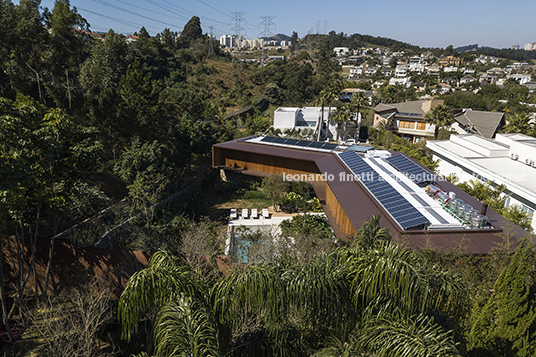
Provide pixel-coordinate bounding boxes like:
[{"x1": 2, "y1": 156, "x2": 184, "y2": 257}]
[{"x1": 38, "y1": 0, "x2": 536, "y2": 49}]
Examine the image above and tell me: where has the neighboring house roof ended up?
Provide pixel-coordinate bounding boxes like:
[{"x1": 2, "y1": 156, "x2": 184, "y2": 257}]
[
  {"x1": 461, "y1": 75, "x2": 476, "y2": 81},
  {"x1": 374, "y1": 100, "x2": 442, "y2": 121},
  {"x1": 453, "y1": 110, "x2": 505, "y2": 139}
]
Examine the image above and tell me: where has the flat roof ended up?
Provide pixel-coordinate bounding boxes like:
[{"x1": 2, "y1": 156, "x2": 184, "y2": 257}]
[
  {"x1": 432, "y1": 141, "x2": 486, "y2": 158},
  {"x1": 214, "y1": 136, "x2": 527, "y2": 253},
  {"x1": 470, "y1": 157, "x2": 536, "y2": 192}
]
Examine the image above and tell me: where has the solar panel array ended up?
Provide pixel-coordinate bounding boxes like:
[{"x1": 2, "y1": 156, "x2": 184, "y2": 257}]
[
  {"x1": 338, "y1": 151, "x2": 430, "y2": 230},
  {"x1": 385, "y1": 155, "x2": 436, "y2": 184},
  {"x1": 260, "y1": 136, "x2": 338, "y2": 150}
]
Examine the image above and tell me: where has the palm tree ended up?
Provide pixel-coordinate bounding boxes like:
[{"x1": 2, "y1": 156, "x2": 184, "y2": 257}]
[
  {"x1": 504, "y1": 112, "x2": 532, "y2": 134},
  {"x1": 424, "y1": 104, "x2": 454, "y2": 140},
  {"x1": 333, "y1": 104, "x2": 352, "y2": 142},
  {"x1": 119, "y1": 217, "x2": 470, "y2": 356},
  {"x1": 316, "y1": 86, "x2": 340, "y2": 141},
  {"x1": 118, "y1": 250, "x2": 218, "y2": 356},
  {"x1": 349, "y1": 91, "x2": 369, "y2": 140}
]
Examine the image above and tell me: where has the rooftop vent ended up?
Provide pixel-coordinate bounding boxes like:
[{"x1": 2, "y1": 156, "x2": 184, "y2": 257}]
[{"x1": 510, "y1": 153, "x2": 518, "y2": 160}]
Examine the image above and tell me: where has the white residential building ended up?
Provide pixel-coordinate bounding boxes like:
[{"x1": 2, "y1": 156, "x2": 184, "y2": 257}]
[
  {"x1": 273, "y1": 107, "x2": 338, "y2": 139},
  {"x1": 334, "y1": 47, "x2": 350, "y2": 56},
  {"x1": 389, "y1": 77, "x2": 411, "y2": 86},
  {"x1": 349, "y1": 66, "x2": 364, "y2": 78},
  {"x1": 507, "y1": 74, "x2": 532, "y2": 85},
  {"x1": 427, "y1": 134, "x2": 536, "y2": 232},
  {"x1": 443, "y1": 66, "x2": 458, "y2": 73},
  {"x1": 409, "y1": 62, "x2": 426, "y2": 73},
  {"x1": 395, "y1": 65, "x2": 409, "y2": 77}
]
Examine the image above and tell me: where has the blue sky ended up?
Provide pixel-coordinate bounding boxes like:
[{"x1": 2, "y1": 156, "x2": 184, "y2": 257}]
[{"x1": 38, "y1": 0, "x2": 536, "y2": 49}]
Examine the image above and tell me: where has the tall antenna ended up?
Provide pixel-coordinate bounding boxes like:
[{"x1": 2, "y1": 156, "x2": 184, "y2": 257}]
[
  {"x1": 324, "y1": 20, "x2": 328, "y2": 34},
  {"x1": 208, "y1": 25, "x2": 214, "y2": 55},
  {"x1": 259, "y1": 16, "x2": 276, "y2": 64},
  {"x1": 230, "y1": 12, "x2": 246, "y2": 60}
]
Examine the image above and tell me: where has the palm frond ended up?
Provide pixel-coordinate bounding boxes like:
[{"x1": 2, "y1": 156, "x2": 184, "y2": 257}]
[
  {"x1": 154, "y1": 294, "x2": 221, "y2": 357},
  {"x1": 210, "y1": 263, "x2": 286, "y2": 330},
  {"x1": 359, "y1": 313, "x2": 461, "y2": 357},
  {"x1": 119, "y1": 250, "x2": 205, "y2": 340},
  {"x1": 283, "y1": 257, "x2": 350, "y2": 330}
]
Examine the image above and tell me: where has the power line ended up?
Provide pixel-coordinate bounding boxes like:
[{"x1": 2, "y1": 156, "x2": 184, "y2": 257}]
[
  {"x1": 89, "y1": 0, "x2": 180, "y2": 28},
  {"x1": 77, "y1": 6, "x2": 159, "y2": 32},
  {"x1": 197, "y1": 0, "x2": 231, "y2": 18}
]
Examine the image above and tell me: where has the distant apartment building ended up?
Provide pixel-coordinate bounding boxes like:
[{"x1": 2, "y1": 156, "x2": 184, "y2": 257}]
[{"x1": 220, "y1": 35, "x2": 263, "y2": 48}]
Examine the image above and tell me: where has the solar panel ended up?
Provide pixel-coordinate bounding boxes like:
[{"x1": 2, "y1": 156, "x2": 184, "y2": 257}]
[
  {"x1": 261, "y1": 136, "x2": 277, "y2": 143},
  {"x1": 386, "y1": 155, "x2": 436, "y2": 183},
  {"x1": 338, "y1": 151, "x2": 430, "y2": 230},
  {"x1": 283, "y1": 138, "x2": 299, "y2": 145},
  {"x1": 322, "y1": 143, "x2": 339, "y2": 150},
  {"x1": 258, "y1": 136, "x2": 337, "y2": 151},
  {"x1": 308, "y1": 142, "x2": 325, "y2": 148},
  {"x1": 295, "y1": 141, "x2": 312, "y2": 147}
]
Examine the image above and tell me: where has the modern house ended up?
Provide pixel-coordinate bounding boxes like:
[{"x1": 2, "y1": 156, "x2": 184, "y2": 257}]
[
  {"x1": 273, "y1": 107, "x2": 337, "y2": 139},
  {"x1": 212, "y1": 136, "x2": 527, "y2": 253},
  {"x1": 451, "y1": 109, "x2": 505, "y2": 139},
  {"x1": 373, "y1": 99, "x2": 444, "y2": 142},
  {"x1": 427, "y1": 133, "x2": 536, "y2": 232}
]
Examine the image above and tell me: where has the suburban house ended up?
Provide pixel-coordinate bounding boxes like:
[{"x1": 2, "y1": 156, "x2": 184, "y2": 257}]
[
  {"x1": 438, "y1": 56, "x2": 461, "y2": 67},
  {"x1": 381, "y1": 67, "x2": 393, "y2": 76},
  {"x1": 450, "y1": 109, "x2": 505, "y2": 139},
  {"x1": 479, "y1": 74, "x2": 497, "y2": 84},
  {"x1": 349, "y1": 66, "x2": 364, "y2": 78},
  {"x1": 395, "y1": 65, "x2": 409, "y2": 77},
  {"x1": 273, "y1": 107, "x2": 337, "y2": 139},
  {"x1": 427, "y1": 133, "x2": 536, "y2": 232},
  {"x1": 460, "y1": 75, "x2": 477, "y2": 84},
  {"x1": 339, "y1": 88, "x2": 373, "y2": 103},
  {"x1": 507, "y1": 74, "x2": 532, "y2": 85},
  {"x1": 389, "y1": 77, "x2": 411, "y2": 86},
  {"x1": 427, "y1": 65, "x2": 441, "y2": 75},
  {"x1": 475, "y1": 55, "x2": 499, "y2": 64},
  {"x1": 213, "y1": 136, "x2": 526, "y2": 253},
  {"x1": 373, "y1": 99, "x2": 444, "y2": 142}
]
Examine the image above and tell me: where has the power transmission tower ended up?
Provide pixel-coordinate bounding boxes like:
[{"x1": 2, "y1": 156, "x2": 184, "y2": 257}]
[
  {"x1": 324, "y1": 20, "x2": 328, "y2": 34},
  {"x1": 230, "y1": 12, "x2": 246, "y2": 61},
  {"x1": 316, "y1": 20, "x2": 321, "y2": 34},
  {"x1": 259, "y1": 16, "x2": 275, "y2": 64},
  {"x1": 208, "y1": 25, "x2": 214, "y2": 55}
]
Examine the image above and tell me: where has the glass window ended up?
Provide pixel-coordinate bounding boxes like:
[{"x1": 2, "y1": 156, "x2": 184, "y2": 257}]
[
  {"x1": 398, "y1": 120, "x2": 414, "y2": 129},
  {"x1": 416, "y1": 122, "x2": 426, "y2": 130}
]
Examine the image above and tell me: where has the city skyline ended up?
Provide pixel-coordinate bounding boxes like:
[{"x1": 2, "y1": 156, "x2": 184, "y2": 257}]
[{"x1": 36, "y1": 0, "x2": 536, "y2": 49}]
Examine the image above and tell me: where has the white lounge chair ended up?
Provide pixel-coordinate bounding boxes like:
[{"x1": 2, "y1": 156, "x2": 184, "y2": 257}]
[
  {"x1": 230, "y1": 209, "x2": 237, "y2": 219},
  {"x1": 262, "y1": 208, "x2": 270, "y2": 218},
  {"x1": 242, "y1": 208, "x2": 249, "y2": 219},
  {"x1": 251, "y1": 208, "x2": 258, "y2": 219}
]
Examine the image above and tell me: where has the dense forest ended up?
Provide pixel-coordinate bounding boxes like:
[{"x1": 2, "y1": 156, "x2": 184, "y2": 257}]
[{"x1": 1, "y1": 0, "x2": 536, "y2": 355}]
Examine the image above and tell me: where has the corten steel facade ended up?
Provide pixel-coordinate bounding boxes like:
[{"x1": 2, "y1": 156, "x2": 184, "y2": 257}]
[{"x1": 212, "y1": 137, "x2": 528, "y2": 254}]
